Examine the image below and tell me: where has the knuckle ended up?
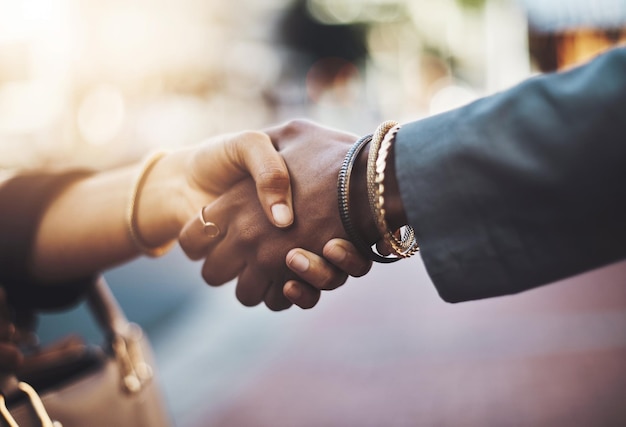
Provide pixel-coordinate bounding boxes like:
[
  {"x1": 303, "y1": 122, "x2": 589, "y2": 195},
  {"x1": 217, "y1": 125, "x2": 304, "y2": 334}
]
[
  {"x1": 201, "y1": 266, "x2": 224, "y2": 287},
  {"x1": 242, "y1": 130, "x2": 268, "y2": 141},
  {"x1": 239, "y1": 130, "x2": 271, "y2": 152},
  {"x1": 178, "y1": 230, "x2": 193, "y2": 253},
  {"x1": 236, "y1": 215, "x2": 265, "y2": 245},
  {"x1": 238, "y1": 296, "x2": 261, "y2": 308},
  {"x1": 230, "y1": 130, "x2": 268, "y2": 147},
  {"x1": 236, "y1": 286, "x2": 262, "y2": 307},
  {"x1": 265, "y1": 298, "x2": 292, "y2": 312},
  {"x1": 255, "y1": 249, "x2": 282, "y2": 272},
  {"x1": 238, "y1": 225, "x2": 262, "y2": 246},
  {"x1": 319, "y1": 271, "x2": 346, "y2": 291},
  {"x1": 280, "y1": 119, "x2": 312, "y2": 137},
  {"x1": 352, "y1": 260, "x2": 373, "y2": 277},
  {"x1": 298, "y1": 291, "x2": 321, "y2": 309},
  {"x1": 186, "y1": 251, "x2": 205, "y2": 262},
  {"x1": 284, "y1": 118, "x2": 309, "y2": 130},
  {"x1": 256, "y1": 167, "x2": 290, "y2": 192},
  {"x1": 201, "y1": 259, "x2": 238, "y2": 287},
  {"x1": 224, "y1": 130, "x2": 269, "y2": 165},
  {"x1": 178, "y1": 231, "x2": 203, "y2": 260},
  {"x1": 300, "y1": 299, "x2": 318, "y2": 310},
  {"x1": 180, "y1": 244, "x2": 204, "y2": 261},
  {"x1": 223, "y1": 135, "x2": 245, "y2": 166}
]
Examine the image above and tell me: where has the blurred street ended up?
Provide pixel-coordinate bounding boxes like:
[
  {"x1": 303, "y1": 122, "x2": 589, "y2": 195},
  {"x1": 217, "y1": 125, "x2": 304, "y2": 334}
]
[
  {"x1": 109, "y1": 249, "x2": 626, "y2": 426},
  {"x1": 35, "y1": 243, "x2": 626, "y2": 426}
]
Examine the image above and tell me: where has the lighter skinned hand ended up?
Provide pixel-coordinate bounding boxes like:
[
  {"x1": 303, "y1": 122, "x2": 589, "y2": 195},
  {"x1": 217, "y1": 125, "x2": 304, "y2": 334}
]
[{"x1": 177, "y1": 130, "x2": 294, "y2": 229}]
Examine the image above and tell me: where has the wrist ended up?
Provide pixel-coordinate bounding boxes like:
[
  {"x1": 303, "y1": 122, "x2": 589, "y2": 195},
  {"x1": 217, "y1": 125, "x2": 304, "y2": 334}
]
[
  {"x1": 133, "y1": 150, "x2": 188, "y2": 250},
  {"x1": 350, "y1": 141, "x2": 381, "y2": 246},
  {"x1": 350, "y1": 139, "x2": 407, "y2": 245},
  {"x1": 337, "y1": 127, "x2": 415, "y2": 263},
  {"x1": 382, "y1": 142, "x2": 408, "y2": 231},
  {"x1": 165, "y1": 147, "x2": 204, "y2": 232},
  {"x1": 367, "y1": 122, "x2": 417, "y2": 258}
]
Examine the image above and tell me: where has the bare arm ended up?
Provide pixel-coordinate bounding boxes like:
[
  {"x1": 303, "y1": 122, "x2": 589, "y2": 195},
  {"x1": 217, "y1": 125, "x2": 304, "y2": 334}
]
[
  {"x1": 31, "y1": 131, "x2": 295, "y2": 283},
  {"x1": 25, "y1": 129, "x2": 370, "y2": 311}
]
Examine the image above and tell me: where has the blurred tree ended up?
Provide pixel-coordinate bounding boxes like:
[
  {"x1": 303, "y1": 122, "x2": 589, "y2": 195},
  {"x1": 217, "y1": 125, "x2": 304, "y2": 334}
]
[{"x1": 456, "y1": 0, "x2": 486, "y2": 10}]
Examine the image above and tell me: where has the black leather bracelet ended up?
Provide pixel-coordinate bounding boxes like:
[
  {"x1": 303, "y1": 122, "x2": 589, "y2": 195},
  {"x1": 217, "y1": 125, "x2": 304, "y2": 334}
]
[{"x1": 337, "y1": 134, "x2": 400, "y2": 264}]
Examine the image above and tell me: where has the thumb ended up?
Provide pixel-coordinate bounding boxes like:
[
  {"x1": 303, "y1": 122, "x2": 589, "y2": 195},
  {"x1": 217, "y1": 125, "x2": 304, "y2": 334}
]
[{"x1": 231, "y1": 132, "x2": 293, "y2": 228}]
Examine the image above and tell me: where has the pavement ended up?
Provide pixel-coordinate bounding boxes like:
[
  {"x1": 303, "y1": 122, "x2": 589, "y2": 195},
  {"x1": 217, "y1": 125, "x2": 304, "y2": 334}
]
[{"x1": 37, "y1": 247, "x2": 626, "y2": 426}]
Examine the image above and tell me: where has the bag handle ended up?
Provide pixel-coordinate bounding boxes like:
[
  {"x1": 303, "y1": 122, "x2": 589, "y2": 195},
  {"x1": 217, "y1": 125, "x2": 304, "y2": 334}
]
[
  {"x1": 87, "y1": 276, "x2": 153, "y2": 394},
  {"x1": 0, "y1": 276, "x2": 154, "y2": 426},
  {"x1": 0, "y1": 381, "x2": 62, "y2": 427},
  {"x1": 86, "y1": 276, "x2": 130, "y2": 339}
]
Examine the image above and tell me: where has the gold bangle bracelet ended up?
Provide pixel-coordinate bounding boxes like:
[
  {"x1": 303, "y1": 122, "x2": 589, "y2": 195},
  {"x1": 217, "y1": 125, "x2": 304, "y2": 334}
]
[
  {"x1": 367, "y1": 120, "x2": 397, "y2": 240},
  {"x1": 367, "y1": 122, "x2": 419, "y2": 258},
  {"x1": 127, "y1": 151, "x2": 175, "y2": 257},
  {"x1": 375, "y1": 125, "x2": 419, "y2": 258}
]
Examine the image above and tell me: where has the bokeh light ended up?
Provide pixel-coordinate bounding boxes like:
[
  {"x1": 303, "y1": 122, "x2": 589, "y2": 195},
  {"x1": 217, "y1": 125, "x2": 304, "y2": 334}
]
[{"x1": 77, "y1": 85, "x2": 126, "y2": 146}]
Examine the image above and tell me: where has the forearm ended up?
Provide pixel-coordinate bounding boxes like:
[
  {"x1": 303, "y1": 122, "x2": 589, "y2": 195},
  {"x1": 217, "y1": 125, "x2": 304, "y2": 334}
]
[
  {"x1": 32, "y1": 151, "x2": 190, "y2": 283},
  {"x1": 343, "y1": 47, "x2": 626, "y2": 302},
  {"x1": 393, "y1": 46, "x2": 626, "y2": 301}
]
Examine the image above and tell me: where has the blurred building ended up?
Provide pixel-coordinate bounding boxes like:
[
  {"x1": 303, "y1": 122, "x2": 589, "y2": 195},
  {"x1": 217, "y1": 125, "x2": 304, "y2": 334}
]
[
  {"x1": 0, "y1": 0, "x2": 534, "y2": 170},
  {"x1": 521, "y1": 0, "x2": 626, "y2": 70},
  {"x1": 0, "y1": 0, "x2": 292, "y2": 169},
  {"x1": 1, "y1": 0, "x2": 624, "y2": 170}
]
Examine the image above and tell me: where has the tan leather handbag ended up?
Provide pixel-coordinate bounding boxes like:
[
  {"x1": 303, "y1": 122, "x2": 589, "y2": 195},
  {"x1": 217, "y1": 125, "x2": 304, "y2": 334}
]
[{"x1": 0, "y1": 276, "x2": 172, "y2": 427}]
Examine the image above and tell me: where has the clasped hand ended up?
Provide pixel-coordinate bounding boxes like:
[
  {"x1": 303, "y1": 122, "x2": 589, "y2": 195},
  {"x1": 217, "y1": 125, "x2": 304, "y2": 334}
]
[{"x1": 179, "y1": 120, "x2": 371, "y2": 311}]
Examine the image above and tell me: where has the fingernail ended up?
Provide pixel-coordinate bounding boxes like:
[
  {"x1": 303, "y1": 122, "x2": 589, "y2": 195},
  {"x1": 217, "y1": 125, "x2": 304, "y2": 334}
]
[
  {"x1": 326, "y1": 244, "x2": 347, "y2": 263},
  {"x1": 271, "y1": 203, "x2": 293, "y2": 227},
  {"x1": 289, "y1": 252, "x2": 310, "y2": 273}
]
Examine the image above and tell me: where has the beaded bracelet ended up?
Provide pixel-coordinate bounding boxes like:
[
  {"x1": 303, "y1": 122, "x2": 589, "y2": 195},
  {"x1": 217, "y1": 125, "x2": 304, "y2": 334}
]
[
  {"x1": 127, "y1": 151, "x2": 175, "y2": 257},
  {"x1": 337, "y1": 135, "x2": 400, "y2": 263},
  {"x1": 367, "y1": 122, "x2": 419, "y2": 258}
]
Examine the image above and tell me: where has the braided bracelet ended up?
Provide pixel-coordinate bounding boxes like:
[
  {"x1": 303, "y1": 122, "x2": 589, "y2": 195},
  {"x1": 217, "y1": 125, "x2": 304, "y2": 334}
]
[
  {"x1": 366, "y1": 120, "x2": 397, "y2": 238},
  {"x1": 369, "y1": 124, "x2": 419, "y2": 258},
  {"x1": 337, "y1": 135, "x2": 400, "y2": 263},
  {"x1": 127, "y1": 151, "x2": 175, "y2": 257}
]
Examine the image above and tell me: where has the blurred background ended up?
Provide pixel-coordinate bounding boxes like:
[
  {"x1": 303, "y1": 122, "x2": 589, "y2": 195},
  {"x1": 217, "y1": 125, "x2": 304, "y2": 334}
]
[{"x1": 2, "y1": 0, "x2": 626, "y2": 425}]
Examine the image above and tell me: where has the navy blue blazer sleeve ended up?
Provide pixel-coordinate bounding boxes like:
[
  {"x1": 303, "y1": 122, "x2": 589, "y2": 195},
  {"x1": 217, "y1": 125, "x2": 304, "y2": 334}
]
[{"x1": 394, "y1": 46, "x2": 626, "y2": 303}]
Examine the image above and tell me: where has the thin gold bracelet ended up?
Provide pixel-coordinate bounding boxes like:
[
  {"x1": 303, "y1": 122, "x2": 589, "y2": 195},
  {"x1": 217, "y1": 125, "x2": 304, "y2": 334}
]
[{"x1": 127, "y1": 151, "x2": 175, "y2": 257}]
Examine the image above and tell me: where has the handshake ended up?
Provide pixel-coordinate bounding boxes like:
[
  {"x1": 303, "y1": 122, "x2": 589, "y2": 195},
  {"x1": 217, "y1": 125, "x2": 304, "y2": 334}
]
[
  {"x1": 12, "y1": 118, "x2": 415, "y2": 314},
  {"x1": 9, "y1": 46, "x2": 626, "y2": 314},
  {"x1": 168, "y1": 119, "x2": 415, "y2": 311},
  {"x1": 0, "y1": 119, "x2": 416, "y2": 375}
]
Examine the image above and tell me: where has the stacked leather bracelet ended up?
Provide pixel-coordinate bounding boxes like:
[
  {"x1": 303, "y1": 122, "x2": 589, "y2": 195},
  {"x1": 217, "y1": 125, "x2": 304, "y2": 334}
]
[{"x1": 337, "y1": 122, "x2": 419, "y2": 263}]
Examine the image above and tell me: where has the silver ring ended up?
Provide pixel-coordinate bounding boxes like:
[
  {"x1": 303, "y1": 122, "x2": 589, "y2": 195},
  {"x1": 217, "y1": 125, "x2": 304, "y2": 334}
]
[{"x1": 199, "y1": 208, "x2": 221, "y2": 238}]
